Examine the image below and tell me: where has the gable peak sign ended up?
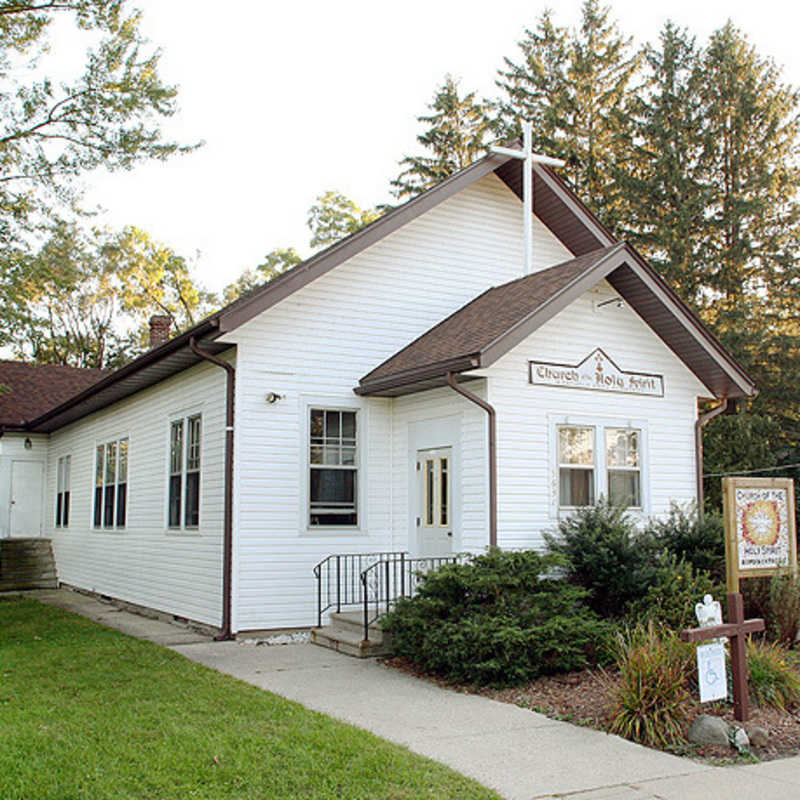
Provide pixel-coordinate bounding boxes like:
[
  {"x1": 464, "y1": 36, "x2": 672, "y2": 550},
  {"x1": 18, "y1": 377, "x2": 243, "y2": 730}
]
[{"x1": 529, "y1": 349, "x2": 664, "y2": 397}]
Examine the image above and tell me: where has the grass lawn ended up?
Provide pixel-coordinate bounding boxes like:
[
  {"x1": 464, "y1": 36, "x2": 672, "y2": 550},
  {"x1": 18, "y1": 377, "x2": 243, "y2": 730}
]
[{"x1": 0, "y1": 597, "x2": 499, "y2": 800}]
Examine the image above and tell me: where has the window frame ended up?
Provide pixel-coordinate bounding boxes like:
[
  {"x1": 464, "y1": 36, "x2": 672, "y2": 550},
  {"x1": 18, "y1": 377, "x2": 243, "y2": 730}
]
[
  {"x1": 605, "y1": 427, "x2": 643, "y2": 509},
  {"x1": 55, "y1": 454, "x2": 71, "y2": 528},
  {"x1": 303, "y1": 401, "x2": 363, "y2": 534},
  {"x1": 549, "y1": 414, "x2": 648, "y2": 517},
  {"x1": 92, "y1": 435, "x2": 129, "y2": 531},
  {"x1": 166, "y1": 410, "x2": 203, "y2": 532}
]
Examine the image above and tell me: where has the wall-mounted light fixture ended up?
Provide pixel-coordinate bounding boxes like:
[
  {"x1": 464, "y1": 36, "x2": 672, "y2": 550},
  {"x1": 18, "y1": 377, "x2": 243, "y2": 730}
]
[
  {"x1": 24, "y1": 437, "x2": 32, "y2": 450},
  {"x1": 265, "y1": 392, "x2": 284, "y2": 404}
]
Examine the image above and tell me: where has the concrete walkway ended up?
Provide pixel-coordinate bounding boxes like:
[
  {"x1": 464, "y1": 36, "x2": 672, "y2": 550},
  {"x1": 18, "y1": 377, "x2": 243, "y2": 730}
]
[{"x1": 29, "y1": 589, "x2": 800, "y2": 800}]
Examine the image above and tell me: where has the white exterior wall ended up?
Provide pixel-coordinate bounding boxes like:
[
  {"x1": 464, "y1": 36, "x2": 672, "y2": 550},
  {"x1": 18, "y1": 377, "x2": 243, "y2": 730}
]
[
  {"x1": 0, "y1": 433, "x2": 48, "y2": 538},
  {"x1": 227, "y1": 173, "x2": 570, "y2": 631},
  {"x1": 391, "y1": 384, "x2": 489, "y2": 557},
  {"x1": 484, "y1": 280, "x2": 709, "y2": 550},
  {"x1": 45, "y1": 356, "x2": 231, "y2": 626}
]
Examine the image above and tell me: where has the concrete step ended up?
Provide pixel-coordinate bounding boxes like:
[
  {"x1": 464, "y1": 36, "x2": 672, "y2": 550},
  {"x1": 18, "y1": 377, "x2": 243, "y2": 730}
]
[
  {"x1": 310, "y1": 625, "x2": 390, "y2": 658},
  {"x1": 0, "y1": 578, "x2": 58, "y2": 591},
  {"x1": 0, "y1": 539, "x2": 57, "y2": 590},
  {"x1": 327, "y1": 611, "x2": 386, "y2": 642}
]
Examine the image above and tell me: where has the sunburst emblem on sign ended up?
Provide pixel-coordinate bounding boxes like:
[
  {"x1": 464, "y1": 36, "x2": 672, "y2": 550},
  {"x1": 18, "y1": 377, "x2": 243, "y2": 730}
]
[{"x1": 741, "y1": 499, "x2": 781, "y2": 546}]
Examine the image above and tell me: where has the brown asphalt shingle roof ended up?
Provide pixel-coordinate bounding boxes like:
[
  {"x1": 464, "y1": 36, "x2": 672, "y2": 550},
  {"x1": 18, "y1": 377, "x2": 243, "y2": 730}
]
[
  {"x1": 0, "y1": 361, "x2": 107, "y2": 428},
  {"x1": 360, "y1": 245, "x2": 621, "y2": 387}
]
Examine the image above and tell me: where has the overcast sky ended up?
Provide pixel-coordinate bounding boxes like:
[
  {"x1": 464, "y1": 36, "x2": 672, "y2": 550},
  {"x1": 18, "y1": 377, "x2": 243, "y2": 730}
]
[{"x1": 80, "y1": 0, "x2": 800, "y2": 293}]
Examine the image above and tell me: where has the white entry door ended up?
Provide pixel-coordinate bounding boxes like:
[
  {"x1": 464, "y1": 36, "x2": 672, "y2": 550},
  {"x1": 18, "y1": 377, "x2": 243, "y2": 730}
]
[
  {"x1": 9, "y1": 460, "x2": 45, "y2": 538},
  {"x1": 417, "y1": 447, "x2": 453, "y2": 557}
]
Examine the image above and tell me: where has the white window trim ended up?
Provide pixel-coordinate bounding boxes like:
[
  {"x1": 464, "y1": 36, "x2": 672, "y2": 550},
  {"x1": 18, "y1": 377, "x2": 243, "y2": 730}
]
[
  {"x1": 548, "y1": 413, "x2": 650, "y2": 519},
  {"x1": 55, "y1": 454, "x2": 71, "y2": 529},
  {"x1": 90, "y1": 433, "x2": 131, "y2": 533},
  {"x1": 165, "y1": 406, "x2": 204, "y2": 534},
  {"x1": 300, "y1": 397, "x2": 365, "y2": 535}
]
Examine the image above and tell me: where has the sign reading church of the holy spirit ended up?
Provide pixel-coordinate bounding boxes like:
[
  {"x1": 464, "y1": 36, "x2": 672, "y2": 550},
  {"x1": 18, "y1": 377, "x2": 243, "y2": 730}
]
[{"x1": 529, "y1": 348, "x2": 664, "y2": 397}]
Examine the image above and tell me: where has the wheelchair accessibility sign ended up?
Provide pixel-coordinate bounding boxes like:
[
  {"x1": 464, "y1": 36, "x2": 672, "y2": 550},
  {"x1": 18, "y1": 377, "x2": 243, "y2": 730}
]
[{"x1": 697, "y1": 642, "x2": 727, "y2": 703}]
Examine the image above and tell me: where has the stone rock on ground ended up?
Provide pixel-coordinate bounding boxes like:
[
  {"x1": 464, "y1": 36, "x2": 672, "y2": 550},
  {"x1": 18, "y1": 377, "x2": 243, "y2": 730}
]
[
  {"x1": 731, "y1": 726, "x2": 750, "y2": 751},
  {"x1": 746, "y1": 725, "x2": 769, "y2": 748},
  {"x1": 689, "y1": 714, "x2": 730, "y2": 747}
]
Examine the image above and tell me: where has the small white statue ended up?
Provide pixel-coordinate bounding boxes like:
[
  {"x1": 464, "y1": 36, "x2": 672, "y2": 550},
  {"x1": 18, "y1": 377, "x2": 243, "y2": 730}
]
[{"x1": 695, "y1": 594, "x2": 723, "y2": 628}]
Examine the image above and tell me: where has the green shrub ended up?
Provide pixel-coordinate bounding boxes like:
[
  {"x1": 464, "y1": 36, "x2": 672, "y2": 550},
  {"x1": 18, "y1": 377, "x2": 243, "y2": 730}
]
[
  {"x1": 544, "y1": 500, "x2": 658, "y2": 618},
  {"x1": 382, "y1": 549, "x2": 608, "y2": 686},
  {"x1": 606, "y1": 622, "x2": 694, "y2": 748},
  {"x1": 644, "y1": 504, "x2": 726, "y2": 583},
  {"x1": 747, "y1": 638, "x2": 800, "y2": 710},
  {"x1": 626, "y1": 553, "x2": 721, "y2": 631}
]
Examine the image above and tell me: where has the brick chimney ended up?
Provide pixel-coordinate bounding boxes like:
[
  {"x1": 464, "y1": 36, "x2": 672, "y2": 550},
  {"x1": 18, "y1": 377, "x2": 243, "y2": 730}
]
[{"x1": 149, "y1": 315, "x2": 171, "y2": 348}]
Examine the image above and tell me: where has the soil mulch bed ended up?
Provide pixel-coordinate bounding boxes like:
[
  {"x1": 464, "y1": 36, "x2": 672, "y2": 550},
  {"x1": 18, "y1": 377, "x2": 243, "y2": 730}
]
[{"x1": 383, "y1": 657, "x2": 800, "y2": 764}]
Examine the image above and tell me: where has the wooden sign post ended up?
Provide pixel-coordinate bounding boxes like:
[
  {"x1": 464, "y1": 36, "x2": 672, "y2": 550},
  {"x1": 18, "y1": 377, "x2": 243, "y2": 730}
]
[
  {"x1": 680, "y1": 593, "x2": 764, "y2": 721},
  {"x1": 681, "y1": 476, "x2": 797, "y2": 722}
]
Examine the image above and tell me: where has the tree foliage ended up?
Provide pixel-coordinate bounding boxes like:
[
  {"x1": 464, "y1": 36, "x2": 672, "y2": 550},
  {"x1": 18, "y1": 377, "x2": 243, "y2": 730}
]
[
  {"x1": 0, "y1": 223, "x2": 215, "y2": 367},
  {"x1": 496, "y1": 0, "x2": 641, "y2": 231},
  {"x1": 307, "y1": 191, "x2": 381, "y2": 249},
  {"x1": 0, "y1": 1, "x2": 195, "y2": 257},
  {"x1": 392, "y1": 75, "x2": 492, "y2": 200}
]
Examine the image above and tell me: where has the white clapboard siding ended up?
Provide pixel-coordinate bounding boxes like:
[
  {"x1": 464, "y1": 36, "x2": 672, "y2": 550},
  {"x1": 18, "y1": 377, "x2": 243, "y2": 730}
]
[
  {"x1": 484, "y1": 280, "x2": 709, "y2": 551},
  {"x1": 227, "y1": 173, "x2": 571, "y2": 631},
  {"x1": 45, "y1": 356, "x2": 231, "y2": 626}
]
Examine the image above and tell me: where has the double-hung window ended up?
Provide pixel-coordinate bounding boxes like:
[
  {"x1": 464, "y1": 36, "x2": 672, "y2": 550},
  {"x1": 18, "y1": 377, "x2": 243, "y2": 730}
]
[
  {"x1": 606, "y1": 428, "x2": 641, "y2": 507},
  {"x1": 55, "y1": 455, "x2": 71, "y2": 528},
  {"x1": 93, "y1": 438, "x2": 128, "y2": 528},
  {"x1": 309, "y1": 409, "x2": 357, "y2": 527},
  {"x1": 556, "y1": 423, "x2": 643, "y2": 510},
  {"x1": 169, "y1": 414, "x2": 201, "y2": 529},
  {"x1": 558, "y1": 426, "x2": 595, "y2": 507}
]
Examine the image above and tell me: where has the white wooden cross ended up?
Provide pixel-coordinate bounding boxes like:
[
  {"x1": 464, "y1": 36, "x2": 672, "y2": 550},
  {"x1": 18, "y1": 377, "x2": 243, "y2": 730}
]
[{"x1": 491, "y1": 121, "x2": 566, "y2": 276}]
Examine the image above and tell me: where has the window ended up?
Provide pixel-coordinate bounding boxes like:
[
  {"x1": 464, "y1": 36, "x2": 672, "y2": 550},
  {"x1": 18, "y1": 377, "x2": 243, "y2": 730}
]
[
  {"x1": 555, "y1": 422, "x2": 645, "y2": 511},
  {"x1": 169, "y1": 414, "x2": 201, "y2": 529},
  {"x1": 55, "y1": 455, "x2": 71, "y2": 527},
  {"x1": 309, "y1": 409, "x2": 357, "y2": 527},
  {"x1": 606, "y1": 428, "x2": 641, "y2": 507},
  {"x1": 94, "y1": 438, "x2": 128, "y2": 529},
  {"x1": 558, "y1": 426, "x2": 595, "y2": 507}
]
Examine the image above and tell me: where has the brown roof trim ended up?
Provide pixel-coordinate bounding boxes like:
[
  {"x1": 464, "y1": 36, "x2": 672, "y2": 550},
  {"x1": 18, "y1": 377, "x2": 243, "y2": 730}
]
[
  {"x1": 26, "y1": 318, "x2": 222, "y2": 432},
  {"x1": 217, "y1": 152, "x2": 511, "y2": 333},
  {"x1": 357, "y1": 243, "x2": 756, "y2": 399}
]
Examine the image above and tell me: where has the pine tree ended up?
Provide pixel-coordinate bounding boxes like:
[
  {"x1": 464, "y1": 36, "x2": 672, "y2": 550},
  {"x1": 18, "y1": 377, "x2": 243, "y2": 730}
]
[
  {"x1": 616, "y1": 23, "x2": 708, "y2": 304},
  {"x1": 496, "y1": 0, "x2": 641, "y2": 232},
  {"x1": 392, "y1": 75, "x2": 491, "y2": 200}
]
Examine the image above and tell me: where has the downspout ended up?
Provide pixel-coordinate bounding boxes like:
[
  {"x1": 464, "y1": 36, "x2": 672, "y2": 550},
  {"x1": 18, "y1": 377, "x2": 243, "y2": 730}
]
[
  {"x1": 695, "y1": 397, "x2": 728, "y2": 521},
  {"x1": 190, "y1": 337, "x2": 235, "y2": 641},
  {"x1": 447, "y1": 372, "x2": 497, "y2": 547}
]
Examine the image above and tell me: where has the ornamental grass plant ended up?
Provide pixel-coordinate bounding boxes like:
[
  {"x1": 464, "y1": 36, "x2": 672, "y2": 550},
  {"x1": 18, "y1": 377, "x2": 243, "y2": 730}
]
[
  {"x1": 605, "y1": 622, "x2": 694, "y2": 748},
  {"x1": 747, "y1": 638, "x2": 800, "y2": 711}
]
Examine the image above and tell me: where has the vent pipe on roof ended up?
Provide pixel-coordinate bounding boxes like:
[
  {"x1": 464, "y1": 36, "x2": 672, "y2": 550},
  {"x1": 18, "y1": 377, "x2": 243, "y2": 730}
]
[{"x1": 149, "y1": 315, "x2": 171, "y2": 348}]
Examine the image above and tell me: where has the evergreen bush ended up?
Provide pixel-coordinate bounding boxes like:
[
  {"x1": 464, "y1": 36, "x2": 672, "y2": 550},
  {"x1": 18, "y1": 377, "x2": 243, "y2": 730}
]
[
  {"x1": 382, "y1": 549, "x2": 608, "y2": 686},
  {"x1": 626, "y1": 553, "x2": 721, "y2": 631},
  {"x1": 544, "y1": 501, "x2": 658, "y2": 618},
  {"x1": 766, "y1": 570, "x2": 800, "y2": 646},
  {"x1": 643, "y1": 504, "x2": 726, "y2": 583}
]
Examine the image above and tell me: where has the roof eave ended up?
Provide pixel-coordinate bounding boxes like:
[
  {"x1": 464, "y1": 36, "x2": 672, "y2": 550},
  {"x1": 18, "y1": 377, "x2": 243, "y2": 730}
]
[
  {"x1": 25, "y1": 318, "x2": 223, "y2": 432},
  {"x1": 355, "y1": 355, "x2": 480, "y2": 397}
]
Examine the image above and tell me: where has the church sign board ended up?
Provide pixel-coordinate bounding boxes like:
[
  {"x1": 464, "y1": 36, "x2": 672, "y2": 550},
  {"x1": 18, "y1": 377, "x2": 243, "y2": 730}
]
[
  {"x1": 529, "y1": 349, "x2": 664, "y2": 397},
  {"x1": 723, "y1": 477, "x2": 797, "y2": 593}
]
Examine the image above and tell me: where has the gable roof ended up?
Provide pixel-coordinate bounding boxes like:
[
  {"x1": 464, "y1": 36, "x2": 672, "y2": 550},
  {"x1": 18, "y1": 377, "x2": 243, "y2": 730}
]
[
  {"x1": 13, "y1": 141, "x2": 753, "y2": 431},
  {"x1": 356, "y1": 243, "x2": 756, "y2": 399},
  {"x1": 19, "y1": 143, "x2": 618, "y2": 433},
  {"x1": 0, "y1": 361, "x2": 108, "y2": 430}
]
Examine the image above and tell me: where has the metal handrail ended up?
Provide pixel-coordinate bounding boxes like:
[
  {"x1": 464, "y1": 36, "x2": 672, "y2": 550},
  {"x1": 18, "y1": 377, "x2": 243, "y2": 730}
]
[
  {"x1": 360, "y1": 554, "x2": 463, "y2": 641},
  {"x1": 312, "y1": 551, "x2": 405, "y2": 628}
]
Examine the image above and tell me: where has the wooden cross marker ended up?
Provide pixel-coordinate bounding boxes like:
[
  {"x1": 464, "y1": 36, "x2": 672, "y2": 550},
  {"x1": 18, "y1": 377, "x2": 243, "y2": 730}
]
[{"x1": 680, "y1": 592, "x2": 765, "y2": 721}]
